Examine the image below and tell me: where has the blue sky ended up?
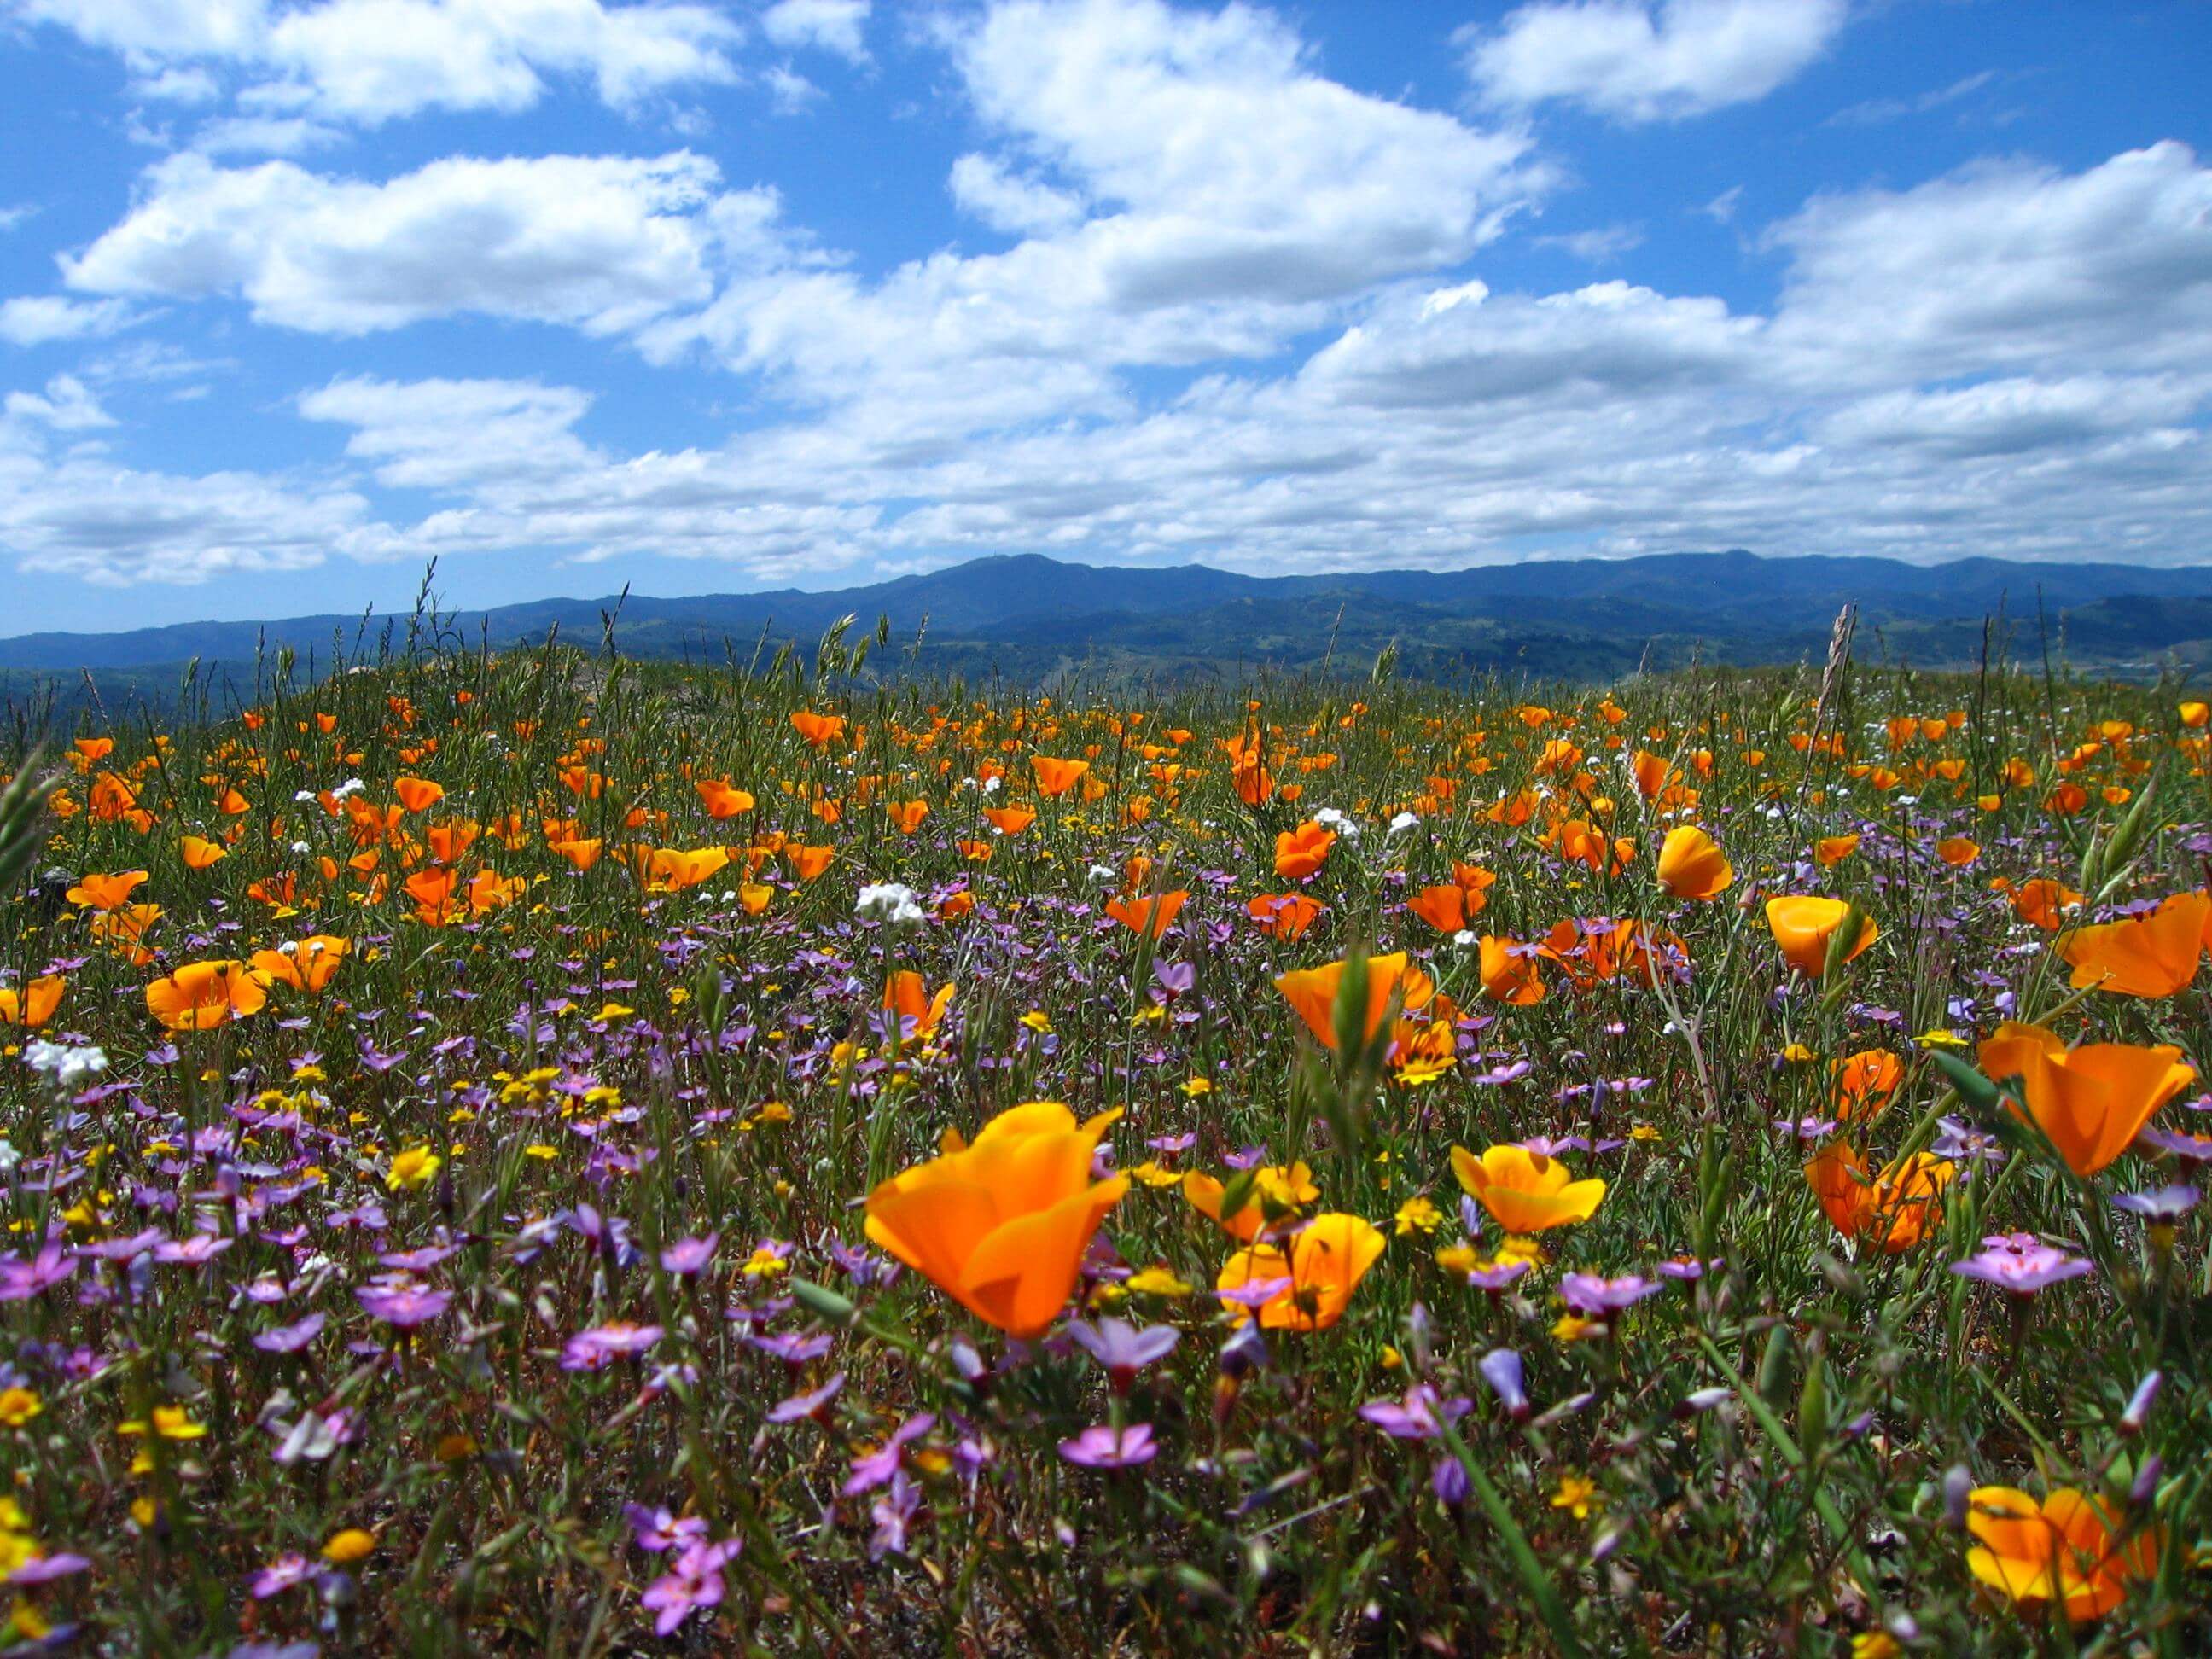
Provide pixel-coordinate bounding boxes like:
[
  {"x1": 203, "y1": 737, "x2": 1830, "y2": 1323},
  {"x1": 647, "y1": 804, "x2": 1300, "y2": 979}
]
[{"x1": 2, "y1": 0, "x2": 2209, "y2": 635}]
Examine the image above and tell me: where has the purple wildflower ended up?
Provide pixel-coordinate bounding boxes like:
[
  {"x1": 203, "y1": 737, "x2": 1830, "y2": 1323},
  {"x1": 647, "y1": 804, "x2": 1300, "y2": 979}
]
[
  {"x1": 1948, "y1": 1232, "x2": 2093, "y2": 1294},
  {"x1": 560, "y1": 1321, "x2": 665, "y2": 1371},
  {"x1": 1058, "y1": 1422, "x2": 1158, "y2": 1468},
  {"x1": 1067, "y1": 1318, "x2": 1179, "y2": 1393},
  {"x1": 1358, "y1": 1383, "x2": 1472, "y2": 1441},
  {"x1": 1558, "y1": 1272, "x2": 1663, "y2": 1317}
]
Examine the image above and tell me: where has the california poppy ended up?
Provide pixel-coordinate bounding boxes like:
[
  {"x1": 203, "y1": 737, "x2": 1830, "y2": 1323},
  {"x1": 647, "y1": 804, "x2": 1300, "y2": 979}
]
[
  {"x1": 0, "y1": 975, "x2": 65, "y2": 1028},
  {"x1": 882, "y1": 971, "x2": 955, "y2": 1042},
  {"x1": 1477, "y1": 936, "x2": 1545, "y2": 1005},
  {"x1": 393, "y1": 776, "x2": 444, "y2": 814},
  {"x1": 1215, "y1": 1213, "x2": 1385, "y2": 1332},
  {"x1": 645, "y1": 846, "x2": 731, "y2": 893},
  {"x1": 790, "y1": 710, "x2": 846, "y2": 748},
  {"x1": 2012, "y1": 877, "x2": 2082, "y2": 931},
  {"x1": 1247, "y1": 892, "x2": 1323, "y2": 941},
  {"x1": 1184, "y1": 1162, "x2": 1318, "y2": 1243},
  {"x1": 1977, "y1": 1022, "x2": 2195, "y2": 1177},
  {"x1": 1831, "y1": 1048, "x2": 1903, "y2": 1121},
  {"x1": 250, "y1": 935, "x2": 349, "y2": 994},
  {"x1": 1805, "y1": 1144, "x2": 1953, "y2": 1252},
  {"x1": 864, "y1": 1102, "x2": 1126, "y2": 1339},
  {"x1": 1656, "y1": 825, "x2": 1732, "y2": 900},
  {"x1": 178, "y1": 835, "x2": 227, "y2": 870},
  {"x1": 1032, "y1": 756, "x2": 1090, "y2": 798},
  {"x1": 1965, "y1": 1487, "x2": 2158, "y2": 1623},
  {"x1": 67, "y1": 870, "x2": 148, "y2": 911},
  {"x1": 1766, "y1": 896, "x2": 1876, "y2": 978},
  {"x1": 1104, "y1": 890, "x2": 1187, "y2": 939},
  {"x1": 695, "y1": 780, "x2": 755, "y2": 819},
  {"x1": 1274, "y1": 952, "x2": 1434, "y2": 1051},
  {"x1": 1450, "y1": 1144, "x2": 1605, "y2": 1233},
  {"x1": 2060, "y1": 891, "x2": 2209, "y2": 998},
  {"x1": 146, "y1": 960, "x2": 268, "y2": 1031},
  {"x1": 1274, "y1": 821, "x2": 1336, "y2": 881}
]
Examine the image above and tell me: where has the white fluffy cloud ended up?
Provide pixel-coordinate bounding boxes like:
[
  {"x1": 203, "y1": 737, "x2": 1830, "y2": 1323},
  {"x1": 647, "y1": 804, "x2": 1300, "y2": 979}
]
[
  {"x1": 760, "y1": 0, "x2": 868, "y2": 62},
  {"x1": 1464, "y1": 0, "x2": 1849, "y2": 123},
  {"x1": 62, "y1": 151, "x2": 764, "y2": 335},
  {"x1": 0, "y1": 295, "x2": 140, "y2": 346},
  {"x1": 22, "y1": 0, "x2": 742, "y2": 123}
]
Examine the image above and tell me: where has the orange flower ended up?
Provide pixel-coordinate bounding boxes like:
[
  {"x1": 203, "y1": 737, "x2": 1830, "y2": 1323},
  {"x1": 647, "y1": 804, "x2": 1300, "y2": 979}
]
[
  {"x1": 0, "y1": 975, "x2": 65, "y2": 1028},
  {"x1": 982, "y1": 806, "x2": 1037, "y2": 836},
  {"x1": 1936, "y1": 836, "x2": 1981, "y2": 867},
  {"x1": 2060, "y1": 891, "x2": 2209, "y2": 998},
  {"x1": 1406, "y1": 883, "x2": 1479, "y2": 934},
  {"x1": 1830, "y1": 1048, "x2": 1903, "y2": 1121},
  {"x1": 1274, "y1": 952, "x2": 1434, "y2": 1051},
  {"x1": 1966, "y1": 1487, "x2": 2158, "y2": 1623},
  {"x1": 882, "y1": 971, "x2": 955, "y2": 1042},
  {"x1": 393, "y1": 776, "x2": 444, "y2": 814},
  {"x1": 864, "y1": 1102, "x2": 1126, "y2": 1339},
  {"x1": 1477, "y1": 936, "x2": 1545, "y2": 1005},
  {"x1": 644, "y1": 846, "x2": 731, "y2": 893},
  {"x1": 1977, "y1": 1022, "x2": 2195, "y2": 1177},
  {"x1": 1804, "y1": 1144, "x2": 1953, "y2": 1252},
  {"x1": 1104, "y1": 890, "x2": 1187, "y2": 939},
  {"x1": 90, "y1": 904, "x2": 162, "y2": 964},
  {"x1": 1450, "y1": 1144, "x2": 1605, "y2": 1232},
  {"x1": 1273, "y1": 821, "x2": 1336, "y2": 880},
  {"x1": 1814, "y1": 835, "x2": 1860, "y2": 867},
  {"x1": 249, "y1": 935, "x2": 349, "y2": 994},
  {"x1": 178, "y1": 835, "x2": 227, "y2": 870},
  {"x1": 2012, "y1": 877, "x2": 2082, "y2": 931},
  {"x1": 1031, "y1": 755, "x2": 1090, "y2": 798},
  {"x1": 67, "y1": 870, "x2": 148, "y2": 911},
  {"x1": 550, "y1": 837, "x2": 602, "y2": 871},
  {"x1": 146, "y1": 959, "x2": 268, "y2": 1031},
  {"x1": 1765, "y1": 896, "x2": 1876, "y2": 978},
  {"x1": 1656, "y1": 824, "x2": 1732, "y2": 901},
  {"x1": 1214, "y1": 1214, "x2": 1384, "y2": 1332},
  {"x1": 791, "y1": 710, "x2": 846, "y2": 748},
  {"x1": 1630, "y1": 750, "x2": 1671, "y2": 800},
  {"x1": 788, "y1": 843, "x2": 836, "y2": 882},
  {"x1": 695, "y1": 780, "x2": 755, "y2": 820},
  {"x1": 1247, "y1": 892, "x2": 1323, "y2": 940},
  {"x1": 1183, "y1": 1161, "x2": 1318, "y2": 1243},
  {"x1": 888, "y1": 800, "x2": 930, "y2": 835}
]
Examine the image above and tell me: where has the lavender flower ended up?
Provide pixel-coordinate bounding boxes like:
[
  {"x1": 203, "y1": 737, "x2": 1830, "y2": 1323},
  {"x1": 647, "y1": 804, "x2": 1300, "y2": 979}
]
[
  {"x1": 1058, "y1": 1422, "x2": 1157, "y2": 1468},
  {"x1": 1948, "y1": 1232, "x2": 2093, "y2": 1294},
  {"x1": 1358, "y1": 1383, "x2": 1472, "y2": 1441},
  {"x1": 1557, "y1": 1272, "x2": 1662, "y2": 1317},
  {"x1": 1067, "y1": 1318, "x2": 1179, "y2": 1392}
]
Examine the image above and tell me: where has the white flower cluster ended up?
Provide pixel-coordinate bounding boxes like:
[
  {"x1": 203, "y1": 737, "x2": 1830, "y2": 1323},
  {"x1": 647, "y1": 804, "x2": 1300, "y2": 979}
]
[
  {"x1": 24, "y1": 1039, "x2": 109, "y2": 1086},
  {"x1": 854, "y1": 882, "x2": 925, "y2": 926},
  {"x1": 1313, "y1": 806, "x2": 1360, "y2": 841}
]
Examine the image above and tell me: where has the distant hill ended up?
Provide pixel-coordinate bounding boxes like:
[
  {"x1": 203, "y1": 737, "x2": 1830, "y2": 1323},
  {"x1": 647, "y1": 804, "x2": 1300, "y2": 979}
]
[{"x1": 4, "y1": 550, "x2": 2210, "y2": 708}]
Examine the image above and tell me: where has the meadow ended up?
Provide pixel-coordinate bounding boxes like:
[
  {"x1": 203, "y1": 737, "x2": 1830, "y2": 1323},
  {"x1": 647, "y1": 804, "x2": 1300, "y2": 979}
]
[{"x1": 0, "y1": 623, "x2": 2206, "y2": 1656}]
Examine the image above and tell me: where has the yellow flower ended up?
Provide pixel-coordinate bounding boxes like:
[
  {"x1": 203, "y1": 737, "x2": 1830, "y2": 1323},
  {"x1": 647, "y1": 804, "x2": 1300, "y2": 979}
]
[
  {"x1": 1179, "y1": 1077, "x2": 1213, "y2": 1097},
  {"x1": 386, "y1": 1145, "x2": 442, "y2": 1191},
  {"x1": 119, "y1": 1404, "x2": 206, "y2": 1440},
  {"x1": 1392, "y1": 1196, "x2": 1442, "y2": 1236},
  {"x1": 1126, "y1": 1160, "x2": 1185, "y2": 1189},
  {"x1": 1124, "y1": 1266, "x2": 1192, "y2": 1297},
  {"x1": 323, "y1": 1528, "x2": 376, "y2": 1564},
  {"x1": 1551, "y1": 1475, "x2": 1601, "y2": 1518},
  {"x1": 0, "y1": 1388, "x2": 40, "y2": 1428},
  {"x1": 742, "y1": 1247, "x2": 789, "y2": 1278},
  {"x1": 1019, "y1": 1010, "x2": 1053, "y2": 1033},
  {"x1": 1551, "y1": 1314, "x2": 1602, "y2": 1343}
]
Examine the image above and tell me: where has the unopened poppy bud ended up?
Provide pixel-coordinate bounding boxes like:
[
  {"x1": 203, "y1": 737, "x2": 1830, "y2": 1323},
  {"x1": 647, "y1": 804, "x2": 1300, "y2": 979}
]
[
  {"x1": 1941, "y1": 1464, "x2": 1974, "y2": 1530},
  {"x1": 2129, "y1": 1454, "x2": 2163, "y2": 1511},
  {"x1": 2120, "y1": 1370, "x2": 2161, "y2": 1435}
]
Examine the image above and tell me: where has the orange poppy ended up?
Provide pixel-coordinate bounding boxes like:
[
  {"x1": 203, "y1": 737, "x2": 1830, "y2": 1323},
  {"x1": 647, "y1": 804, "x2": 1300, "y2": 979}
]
[
  {"x1": 2060, "y1": 891, "x2": 2209, "y2": 998},
  {"x1": 1104, "y1": 890, "x2": 1188, "y2": 939},
  {"x1": 1247, "y1": 892, "x2": 1323, "y2": 941},
  {"x1": 1274, "y1": 952, "x2": 1434, "y2": 1051},
  {"x1": 1274, "y1": 821, "x2": 1336, "y2": 881}
]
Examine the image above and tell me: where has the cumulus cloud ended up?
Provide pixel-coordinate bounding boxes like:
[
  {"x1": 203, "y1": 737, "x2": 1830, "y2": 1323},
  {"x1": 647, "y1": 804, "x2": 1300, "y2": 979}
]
[
  {"x1": 20, "y1": 0, "x2": 742, "y2": 124},
  {"x1": 1464, "y1": 0, "x2": 1850, "y2": 123},
  {"x1": 760, "y1": 0, "x2": 868, "y2": 62},
  {"x1": 0, "y1": 294, "x2": 140, "y2": 346},
  {"x1": 62, "y1": 151, "x2": 764, "y2": 335}
]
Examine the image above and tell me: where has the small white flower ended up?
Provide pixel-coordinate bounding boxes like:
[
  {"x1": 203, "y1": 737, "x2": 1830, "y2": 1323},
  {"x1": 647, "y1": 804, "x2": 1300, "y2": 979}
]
[
  {"x1": 1086, "y1": 864, "x2": 1118, "y2": 886},
  {"x1": 24, "y1": 1039, "x2": 108, "y2": 1086},
  {"x1": 293, "y1": 789, "x2": 318, "y2": 803},
  {"x1": 1452, "y1": 928, "x2": 1479, "y2": 953},
  {"x1": 290, "y1": 841, "x2": 312, "y2": 853},
  {"x1": 1313, "y1": 807, "x2": 1361, "y2": 841},
  {"x1": 1388, "y1": 811, "x2": 1420, "y2": 836},
  {"x1": 333, "y1": 778, "x2": 365, "y2": 799},
  {"x1": 855, "y1": 882, "x2": 925, "y2": 926},
  {"x1": 981, "y1": 776, "x2": 1002, "y2": 795},
  {"x1": 0, "y1": 1140, "x2": 17, "y2": 1174}
]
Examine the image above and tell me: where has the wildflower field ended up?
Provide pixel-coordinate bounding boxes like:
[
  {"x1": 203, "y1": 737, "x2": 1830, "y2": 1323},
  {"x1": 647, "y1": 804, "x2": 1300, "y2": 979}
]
[{"x1": 2, "y1": 631, "x2": 2209, "y2": 1656}]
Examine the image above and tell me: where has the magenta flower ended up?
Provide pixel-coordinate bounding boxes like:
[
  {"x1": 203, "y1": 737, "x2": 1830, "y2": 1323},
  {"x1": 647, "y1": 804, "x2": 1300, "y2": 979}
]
[
  {"x1": 843, "y1": 1412, "x2": 934, "y2": 1496},
  {"x1": 767, "y1": 1371, "x2": 847, "y2": 1424},
  {"x1": 253, "y1": 1312, "x2": 328, "y2": 1354},
  {"x1": 560, "y1": 1320, "x2": 665, "y2": 1371},
  {"x1": 639, "y1": 1538, "x2": 739, "y2": 1636},
  {"x1": 1359, "y1": 1383, "x2": 1472, "y2": 1441},
  {"x1": 658, "y1": 1234, "x2": 719, "y2": 1276},
  {"x1": 1067, "y1": 1318, "x2": 1179, "y2": 1393},
  {"x1": 356, "y1": 1283, "x2": 451, "y2": 1327},
  {"x1": 1948, "y1": 1232, "x2": 2093, "y2": 1294},
  {"x1": 0, "y1": 1243, "x2": 75, "y2": 1300},
  {"x1": 1558, "y1": 1272, "x2": 1662, "y2": 1317},
  {"x1": 1058, "y1": 1421, "x2": 1157, "y2": 1468},
  {"x1": 249, "y1": 1553, "x2": 321, "y2": 1598}
]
